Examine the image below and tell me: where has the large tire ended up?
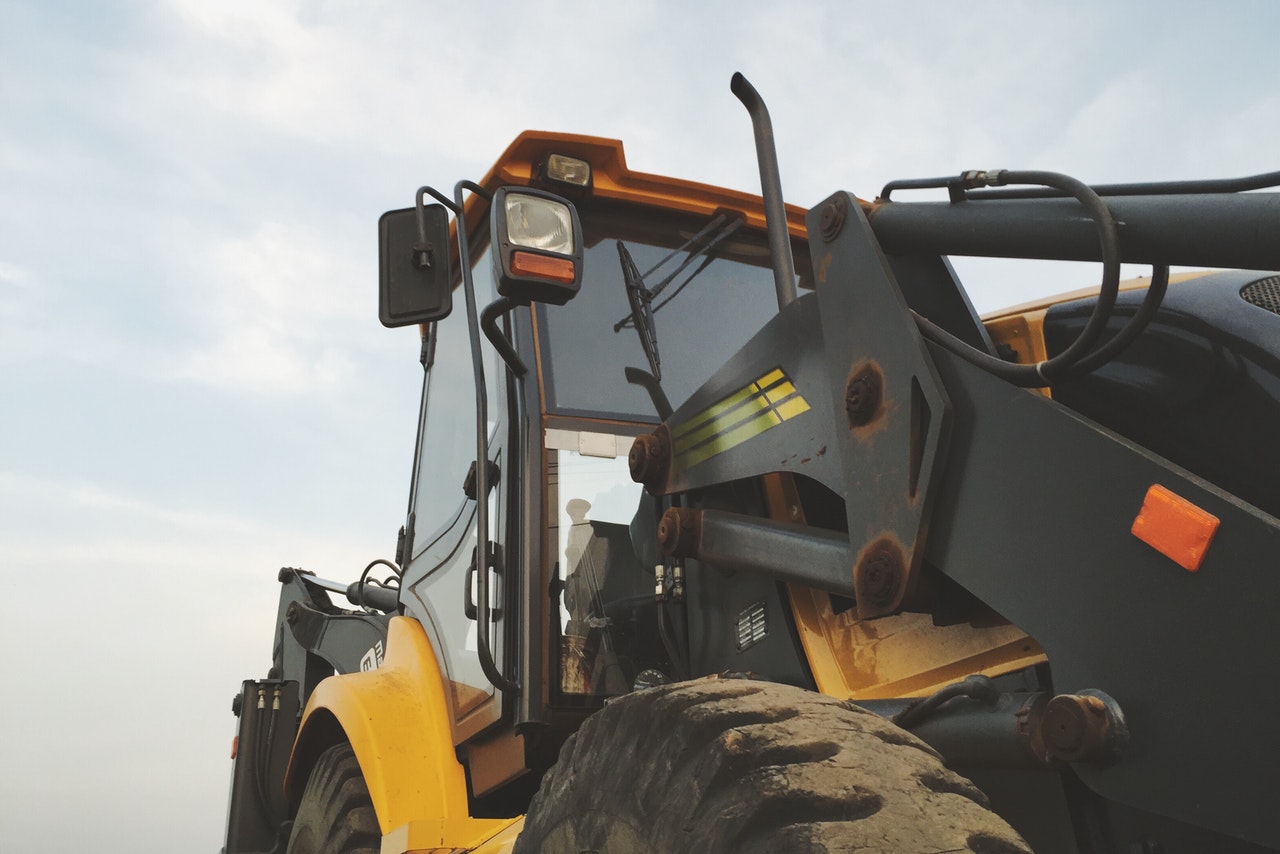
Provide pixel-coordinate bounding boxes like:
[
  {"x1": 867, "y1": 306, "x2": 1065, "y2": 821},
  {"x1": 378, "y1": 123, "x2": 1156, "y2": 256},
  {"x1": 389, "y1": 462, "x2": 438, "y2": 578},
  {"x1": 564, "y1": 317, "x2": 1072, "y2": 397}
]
[
  {"x1": 515, "y1": 677, "x2": 1031, "y2": 854},
  {"x1": 286, "y1": 743, "x2": 380, "y2": 854}
]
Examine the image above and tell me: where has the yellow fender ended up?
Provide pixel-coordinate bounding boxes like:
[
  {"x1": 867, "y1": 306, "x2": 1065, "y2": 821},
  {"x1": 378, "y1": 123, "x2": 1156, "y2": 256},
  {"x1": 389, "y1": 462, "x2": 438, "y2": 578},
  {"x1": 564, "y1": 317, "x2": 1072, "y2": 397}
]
[{"x1": 285, "y1": 616, "x2": 517, "y2": 852}]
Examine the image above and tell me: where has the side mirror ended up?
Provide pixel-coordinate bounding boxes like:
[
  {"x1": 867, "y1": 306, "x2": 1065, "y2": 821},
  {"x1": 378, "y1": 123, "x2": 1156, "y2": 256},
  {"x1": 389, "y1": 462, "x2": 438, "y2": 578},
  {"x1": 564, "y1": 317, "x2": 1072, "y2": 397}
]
[
  {"x1": 490, "y1": 187, "x2": 584, "y2": 306},
  {"x1": 378, "y1": 204, "x2": 453, "y2": 327}
]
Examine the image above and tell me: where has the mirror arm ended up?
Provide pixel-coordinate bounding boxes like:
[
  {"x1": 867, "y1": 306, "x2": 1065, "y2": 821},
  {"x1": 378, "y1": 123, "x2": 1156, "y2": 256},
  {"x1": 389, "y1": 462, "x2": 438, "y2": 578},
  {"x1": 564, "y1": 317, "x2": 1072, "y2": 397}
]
[{"x1": 413, "y1": 186, "x2": 461, "y2": 271}]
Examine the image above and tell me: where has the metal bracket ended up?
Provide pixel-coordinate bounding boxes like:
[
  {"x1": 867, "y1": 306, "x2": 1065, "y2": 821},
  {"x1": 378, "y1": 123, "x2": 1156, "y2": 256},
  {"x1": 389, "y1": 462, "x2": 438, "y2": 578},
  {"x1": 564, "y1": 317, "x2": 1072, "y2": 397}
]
[{"x1": 809, "y1": 192, "x2": 952, "y2": 618}]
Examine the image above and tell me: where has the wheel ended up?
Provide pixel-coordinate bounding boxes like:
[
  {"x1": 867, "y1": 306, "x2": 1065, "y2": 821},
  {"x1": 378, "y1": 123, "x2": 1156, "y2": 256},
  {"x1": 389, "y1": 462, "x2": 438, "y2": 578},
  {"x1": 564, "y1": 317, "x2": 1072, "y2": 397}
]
[
  {"x1": 286, "y1": 743, "x2": 380, "y2": 854},
  {"x1": 515, "y1": 676, "x2": 1031, "y2": 854}
]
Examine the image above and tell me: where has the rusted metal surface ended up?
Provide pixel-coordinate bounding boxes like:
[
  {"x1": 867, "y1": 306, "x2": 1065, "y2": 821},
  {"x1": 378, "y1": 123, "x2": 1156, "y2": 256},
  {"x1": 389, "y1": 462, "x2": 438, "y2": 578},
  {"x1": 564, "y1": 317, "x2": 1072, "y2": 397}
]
[
  {"x1": 1034, "y1": 691, "x2": 1129, "y2": 767},
  {"x1": 657, "y1": 506, "x2": 857, "y2": 595},
  {"x1": 628, "y1": 426, "x2": 671, "y2": 492},
  {"x1": 657, "y1": 506, "x2": 701, "y2": 556},
  {"x1": 864, "y1": 682, "x2": 1128, "y2": 772},
  {"x1": 818, "y1": 194, "x2": 848, "y2": 242},
  {"x1": 844, "y1": 361, "x2": 885, "y2": 428},
  {"x1": 853, "y1": 535, "x2": 909, "y2": 616},
  {"x1": 809, "y1": 192, "x2": 953, "y2": 621}
]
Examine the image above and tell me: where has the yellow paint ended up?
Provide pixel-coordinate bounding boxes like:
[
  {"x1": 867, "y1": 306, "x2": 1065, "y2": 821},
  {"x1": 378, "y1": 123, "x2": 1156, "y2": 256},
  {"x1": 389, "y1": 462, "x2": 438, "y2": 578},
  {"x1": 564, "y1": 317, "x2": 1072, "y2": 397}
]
[
  {"x1": 980, "y1": 270, "x2": 1212, "y2": 322},
  {"x1": 980, "y1": 270, "x2": 1213, "y2": 401},
  {"x1": 385, "y1": 817, "x2": 523, "y2": 854},
  {"x1": 773, "y1": 395, "x2": 811, "y2": 421},
  {"x1": 286, "y1": 617, "x2": 516, "y2": 852},
  {"x1": 788, "y1": 584, "x2": 1046, "y2": 699},
  {"x1": 983, "y1": 310, "x2": 1053, "y2": 399},
  {"x1": 672, "y1": 385, "x2": 757, "y2": 442},
  {"x1": 760, "y1": 474, "x2": 1047, "y2": 700},
  {"x1": 670, "y1": 369, "x2": 810, "y2": 469},
  {"x1": 762, "y1": 380, "x2": 796, "y2": 405}
]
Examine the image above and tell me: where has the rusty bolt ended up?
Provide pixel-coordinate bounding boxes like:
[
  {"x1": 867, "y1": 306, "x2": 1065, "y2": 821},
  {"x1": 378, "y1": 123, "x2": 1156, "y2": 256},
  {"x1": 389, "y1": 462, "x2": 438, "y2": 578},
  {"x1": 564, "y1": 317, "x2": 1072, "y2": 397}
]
[
  {"x1": 629, "y1": 429, "x2": 671, "y2": 491},
  {"x1": 657, "y1": 507, "x2": 701, "y2": 557},
  {"x1": 819, "y1": 195, "x2": 848, "y2": 242},
  {"x1": 845, "y1": 364, "x2": 883, "y2": 428},
  {"x1": 1041, "y1": 693, "x2": 1112, "y2": 764},
  {"x1": 285, "y1": 602, "x2": 300, "y2": 625},
  {"x1": 854, "y1": 538, "x2": 905, "y2": 613}
]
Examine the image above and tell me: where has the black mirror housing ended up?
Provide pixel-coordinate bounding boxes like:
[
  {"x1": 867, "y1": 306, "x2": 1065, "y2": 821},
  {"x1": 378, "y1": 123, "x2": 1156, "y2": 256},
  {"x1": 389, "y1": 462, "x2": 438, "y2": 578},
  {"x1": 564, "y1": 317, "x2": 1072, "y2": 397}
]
[
  {"x1": 490, "y1": 186, "x2": 584, "y2": 306},
  {"x1": 378, "y1": 205, "x2": 453, "y2": 327}
]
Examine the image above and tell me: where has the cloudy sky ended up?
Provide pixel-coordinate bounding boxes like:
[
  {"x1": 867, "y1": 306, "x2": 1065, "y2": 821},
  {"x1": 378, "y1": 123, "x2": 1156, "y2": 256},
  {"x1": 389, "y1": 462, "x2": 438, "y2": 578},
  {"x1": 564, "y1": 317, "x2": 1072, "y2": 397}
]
[{"x1": 2, "y1": 1, "x2": 1277, "y2": 850}]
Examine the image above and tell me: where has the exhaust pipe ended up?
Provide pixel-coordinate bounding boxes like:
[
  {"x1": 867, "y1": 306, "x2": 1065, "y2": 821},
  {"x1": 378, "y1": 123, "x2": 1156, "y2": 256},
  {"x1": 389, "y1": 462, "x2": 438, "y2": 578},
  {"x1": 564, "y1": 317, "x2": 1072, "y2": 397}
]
[{"x1": 731, "y1": 73, "x2": 798, "y2": 310}]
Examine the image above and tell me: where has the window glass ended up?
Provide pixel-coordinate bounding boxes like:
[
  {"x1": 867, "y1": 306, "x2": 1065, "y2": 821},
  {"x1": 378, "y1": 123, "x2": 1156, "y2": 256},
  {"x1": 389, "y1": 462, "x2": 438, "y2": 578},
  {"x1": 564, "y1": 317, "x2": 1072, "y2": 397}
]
[
  {"x1": 411, "y1": 247, "x2": 501, "y2": 556},
  {"x1": 548, "y1": 449, "x2": 649, "y2": 696},
  {"x1": 540, "y1": 204, "x2": 806, "y2": 421}
]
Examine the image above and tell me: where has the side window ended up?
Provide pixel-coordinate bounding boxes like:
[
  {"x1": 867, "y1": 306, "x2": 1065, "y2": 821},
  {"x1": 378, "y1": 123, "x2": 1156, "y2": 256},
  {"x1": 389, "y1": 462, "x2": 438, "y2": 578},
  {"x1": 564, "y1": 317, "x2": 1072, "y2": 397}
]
[
  {"x1": 403, "y1": 246, "x2": 511, "y2": 724},
  {"x1": 411, "y1": 247, "x2": 501, "y2": 556}
]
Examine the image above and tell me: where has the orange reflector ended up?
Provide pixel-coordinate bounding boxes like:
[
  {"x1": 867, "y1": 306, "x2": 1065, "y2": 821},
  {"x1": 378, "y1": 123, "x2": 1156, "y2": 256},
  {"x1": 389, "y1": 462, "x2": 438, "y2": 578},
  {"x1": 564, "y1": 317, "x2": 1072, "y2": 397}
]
[
  {"x1": 1131, "y1": 484, "x2": 1220, "y2": 572},
  {"x1": 511, "y1": 251, "x2": 575, "y2": 284},
  {"x1": 230, "y1": 735, "x2": 239, "y2": 760}
]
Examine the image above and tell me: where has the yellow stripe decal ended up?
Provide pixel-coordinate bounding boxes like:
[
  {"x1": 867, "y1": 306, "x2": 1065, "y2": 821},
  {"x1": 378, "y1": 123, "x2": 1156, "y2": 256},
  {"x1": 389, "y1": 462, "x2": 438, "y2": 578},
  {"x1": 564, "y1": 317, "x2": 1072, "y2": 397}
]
[
  {"x1": 774, "y1": 395, "x2": 811, "y2": 421},
  {"x1": 671, "y1": 368, "x2": 810, "y2": 470}
]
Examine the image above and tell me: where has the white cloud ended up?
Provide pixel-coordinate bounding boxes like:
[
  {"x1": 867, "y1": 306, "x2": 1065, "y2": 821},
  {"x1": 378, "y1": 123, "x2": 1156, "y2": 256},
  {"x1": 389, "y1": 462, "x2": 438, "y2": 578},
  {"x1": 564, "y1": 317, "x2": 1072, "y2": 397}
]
[
  {"x1": 1030, "y1": 70, "x2": 1174, "y2": 178},
  {"x1": 0, "y1": 260, "x2": 44, "y2": 365},
  {"x1": 0, "y1": 469, "x2": 386, "y2": 850},
  {"x1": 163, "y1": 221, "x2": 365, "y2": 393}
]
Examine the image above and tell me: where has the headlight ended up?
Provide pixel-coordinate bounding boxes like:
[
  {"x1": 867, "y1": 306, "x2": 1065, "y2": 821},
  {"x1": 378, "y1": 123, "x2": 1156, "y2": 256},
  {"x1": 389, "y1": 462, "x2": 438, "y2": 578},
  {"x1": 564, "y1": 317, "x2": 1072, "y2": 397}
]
[
  {"x1": 505, "y1": 194, "x2": 575, "y2": 254},
  {"x1": 491, "y1": 187, "x2": 584, "y2": 307}
]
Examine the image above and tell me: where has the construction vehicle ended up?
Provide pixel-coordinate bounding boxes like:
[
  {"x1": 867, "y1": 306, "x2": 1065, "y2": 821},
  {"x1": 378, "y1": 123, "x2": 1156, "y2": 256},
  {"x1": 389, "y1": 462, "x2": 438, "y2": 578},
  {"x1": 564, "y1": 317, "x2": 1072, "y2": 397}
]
[{"x1": 222, "y1": 74, "x2": 1280, "y2": 853}]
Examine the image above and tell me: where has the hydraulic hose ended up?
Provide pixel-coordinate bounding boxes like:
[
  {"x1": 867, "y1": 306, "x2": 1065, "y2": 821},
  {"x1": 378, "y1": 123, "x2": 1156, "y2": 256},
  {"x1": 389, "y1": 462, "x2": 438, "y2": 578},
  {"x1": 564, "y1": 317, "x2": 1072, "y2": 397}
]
[
  {"x1": 913, "y1": 170, "x2": 1123, "y2": 387},
  {"x1": 1055, "y1": 264, "x2": 1170, "y2": 381}
]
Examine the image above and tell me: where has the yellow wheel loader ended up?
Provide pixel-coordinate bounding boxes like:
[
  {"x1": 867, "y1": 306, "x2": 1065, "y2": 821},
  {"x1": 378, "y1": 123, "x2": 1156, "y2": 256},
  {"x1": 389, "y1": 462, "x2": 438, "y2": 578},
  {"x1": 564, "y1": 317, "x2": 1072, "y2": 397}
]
[{"x1": 223, "y1": 75, "x2": 1280, "y2": 854}]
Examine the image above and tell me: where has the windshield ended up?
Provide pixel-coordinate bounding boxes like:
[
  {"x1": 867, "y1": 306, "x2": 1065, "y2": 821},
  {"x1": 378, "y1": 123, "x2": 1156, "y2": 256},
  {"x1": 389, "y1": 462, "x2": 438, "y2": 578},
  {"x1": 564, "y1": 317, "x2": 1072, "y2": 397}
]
[{"x1": 538, "y1": 201, "x2": 809, "y2": 421}]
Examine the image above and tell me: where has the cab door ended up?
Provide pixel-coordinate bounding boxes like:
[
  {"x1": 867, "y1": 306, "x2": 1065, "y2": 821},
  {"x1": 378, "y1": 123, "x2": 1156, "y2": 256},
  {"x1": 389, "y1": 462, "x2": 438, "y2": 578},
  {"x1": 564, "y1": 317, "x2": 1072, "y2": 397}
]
[{"x1": 399, "y1": 247, "x2": 511, "y2": 742}]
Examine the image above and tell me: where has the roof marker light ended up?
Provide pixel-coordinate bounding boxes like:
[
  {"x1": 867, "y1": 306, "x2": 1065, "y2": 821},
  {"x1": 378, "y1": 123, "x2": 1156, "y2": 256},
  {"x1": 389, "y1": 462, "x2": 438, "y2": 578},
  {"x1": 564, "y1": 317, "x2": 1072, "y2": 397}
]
[{"x1": 545, "y1": 154, "x2": 591, "y2": 187}]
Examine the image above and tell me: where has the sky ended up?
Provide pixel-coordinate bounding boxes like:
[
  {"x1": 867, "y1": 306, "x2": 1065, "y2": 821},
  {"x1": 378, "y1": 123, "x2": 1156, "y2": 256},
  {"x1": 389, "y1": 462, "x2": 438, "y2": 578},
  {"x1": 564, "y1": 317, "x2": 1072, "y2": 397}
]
[{"x1": 2, "y1": 1, "x2": 1278, "y2": 850}]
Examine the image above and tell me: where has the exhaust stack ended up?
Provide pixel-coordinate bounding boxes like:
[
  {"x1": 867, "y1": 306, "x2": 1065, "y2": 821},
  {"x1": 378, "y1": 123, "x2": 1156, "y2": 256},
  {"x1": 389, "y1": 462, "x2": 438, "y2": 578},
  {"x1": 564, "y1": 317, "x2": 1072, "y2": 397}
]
[{"x1": 731, "y1": 73, "x2": 798, "y2": 310}]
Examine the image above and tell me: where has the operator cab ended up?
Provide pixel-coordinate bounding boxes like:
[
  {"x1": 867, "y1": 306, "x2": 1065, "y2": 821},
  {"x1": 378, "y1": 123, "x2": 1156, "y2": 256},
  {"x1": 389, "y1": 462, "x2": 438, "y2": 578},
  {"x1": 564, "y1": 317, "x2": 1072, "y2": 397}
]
[{"x1": 381, "y1": 135, "x2": 816, "y2": 781}]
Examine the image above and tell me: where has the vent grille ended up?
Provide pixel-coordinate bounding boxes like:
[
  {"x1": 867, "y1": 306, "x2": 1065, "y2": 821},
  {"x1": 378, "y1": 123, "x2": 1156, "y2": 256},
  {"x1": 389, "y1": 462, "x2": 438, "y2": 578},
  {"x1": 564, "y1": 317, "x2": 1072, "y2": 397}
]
[
  {"x1": 736, "y1": 601, "x2": 768, "y2": 652},
  {"x1": 1241, "y1": 275, "x2": 1280, "y2": 316}
]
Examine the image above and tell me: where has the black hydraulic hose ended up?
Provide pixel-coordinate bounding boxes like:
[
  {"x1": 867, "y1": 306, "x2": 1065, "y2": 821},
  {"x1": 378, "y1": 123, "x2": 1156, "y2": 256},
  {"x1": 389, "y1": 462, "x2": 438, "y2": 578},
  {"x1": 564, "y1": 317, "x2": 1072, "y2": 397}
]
[
  {"x1": 657, "y1": 600, "x2": 686, "y2": 681},
  {"x1": 913, "y1": 170, "x2": 1122, "y2": 387},
  {"x1": 731, "y1": 72, "x2": 798, "y2": 309},
  {"x1": 882, "y1": 170, "x2": 1280, "y2": 202},
  {"x1": 892, "y1": 675, "x2": 999, "y2": 730},
  {"x1": 965, "y1": 169, "x2": 1280, "y2": 200},
  {"x1": 453, "y1": 179, "x2": 519, "y2": 695},
  {"x1": 1057, "y1": 264, "x2": 1170, "y2": 381}
]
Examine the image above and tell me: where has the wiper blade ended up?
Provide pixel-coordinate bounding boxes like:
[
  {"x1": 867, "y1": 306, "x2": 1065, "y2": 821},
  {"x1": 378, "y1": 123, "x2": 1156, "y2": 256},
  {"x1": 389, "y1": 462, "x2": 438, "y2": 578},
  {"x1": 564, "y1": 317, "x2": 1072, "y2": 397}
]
[{"x1": 617, "y1": 240, "x2": 661, "y2": 380}]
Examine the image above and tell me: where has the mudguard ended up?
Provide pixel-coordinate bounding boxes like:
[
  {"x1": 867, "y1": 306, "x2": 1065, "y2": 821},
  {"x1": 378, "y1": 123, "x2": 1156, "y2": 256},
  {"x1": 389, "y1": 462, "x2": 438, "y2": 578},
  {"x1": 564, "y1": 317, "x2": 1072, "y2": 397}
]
[{"x1": 285, "y1": 616, "x2": 516, "y2": 851}]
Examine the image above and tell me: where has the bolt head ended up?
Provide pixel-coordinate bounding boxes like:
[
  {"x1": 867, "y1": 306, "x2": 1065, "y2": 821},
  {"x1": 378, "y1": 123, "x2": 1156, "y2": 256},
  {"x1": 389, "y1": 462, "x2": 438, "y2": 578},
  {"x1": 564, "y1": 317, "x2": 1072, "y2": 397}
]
[
  {"x1": 845, "y1": 365, "x2": 883, "y2": 428},
  {"x1": 629, "y1": 431, "x2": 670, "y2": 489},
  {"x1": 1042, "y1": 694, "x2": 1111, "y2": 763},
  {"x1": 819, "y1": 195, "x2": 848, "y2": 242}
]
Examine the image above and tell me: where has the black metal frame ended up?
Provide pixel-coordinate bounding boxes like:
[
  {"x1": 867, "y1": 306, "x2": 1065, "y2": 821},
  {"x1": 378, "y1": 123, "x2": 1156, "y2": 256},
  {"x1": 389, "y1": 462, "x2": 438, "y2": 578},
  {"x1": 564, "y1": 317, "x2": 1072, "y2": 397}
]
[
  {"x1": 223, "y1": 570, "x2": 392, "y2": 853},
  {"x1": 629, "y1": 153, "x2": 1280, "y2": 847}
]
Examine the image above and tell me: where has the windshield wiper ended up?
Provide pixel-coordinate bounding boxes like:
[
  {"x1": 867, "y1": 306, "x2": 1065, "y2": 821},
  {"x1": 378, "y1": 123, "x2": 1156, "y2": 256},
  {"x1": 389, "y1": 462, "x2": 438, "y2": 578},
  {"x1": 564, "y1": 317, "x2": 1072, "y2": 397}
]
[
  {"x1": 612, "y1": 212, "x2": 746, "y2": 384},
  {"x1": 612, "y1": 211, "x2": 746, "y2": 337},
  {"x1": 617, "y1": 240, "x2": 662, "y2": 380}
]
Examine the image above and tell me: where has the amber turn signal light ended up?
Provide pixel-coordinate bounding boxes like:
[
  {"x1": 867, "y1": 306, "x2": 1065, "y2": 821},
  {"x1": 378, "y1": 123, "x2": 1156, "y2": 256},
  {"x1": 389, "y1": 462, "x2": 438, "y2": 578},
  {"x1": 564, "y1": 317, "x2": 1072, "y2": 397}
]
[{"x1": 511, "y1": 251, "x2": 576, "y2": 284}]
